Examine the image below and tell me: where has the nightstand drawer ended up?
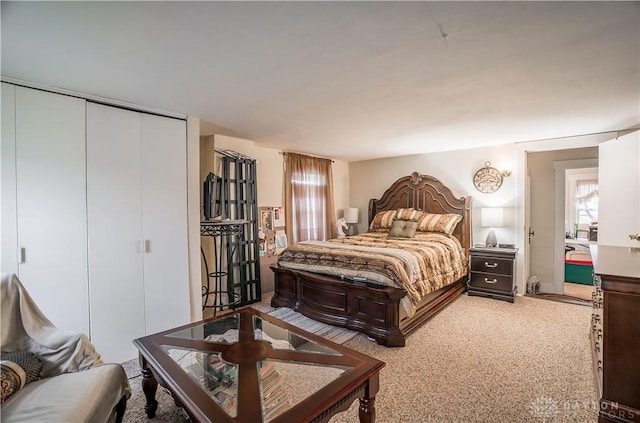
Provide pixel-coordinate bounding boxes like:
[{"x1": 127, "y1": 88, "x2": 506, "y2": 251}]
[
  {"x1": 470, "y1": 256, "x2": 513, "y2": 275},
  {"x1": 469, "y1": 272, "x2": 513, "y2": 292}
]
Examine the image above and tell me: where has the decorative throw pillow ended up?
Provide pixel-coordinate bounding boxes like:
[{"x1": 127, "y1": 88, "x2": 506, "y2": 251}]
[
  {"x1": 1, "y1": 360, "x2": 26, "y2": 403},
  {"x1": 388, "y1": 219, "x2": 419, "y2": 238},
  {"x1": 0, "y1": 351, "x2": 42, "y2": 384},
  {"x1": 394, "y1": 208, "x2": 425, "y2": 221},
  {"x1": 369, "y1": 210, "x2": 398, "y2": 231},
  {"x1": 416, "y1": 213, "x2": 463, "y2": 235}
]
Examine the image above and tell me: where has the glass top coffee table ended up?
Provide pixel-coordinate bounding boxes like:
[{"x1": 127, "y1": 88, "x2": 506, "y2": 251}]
[{"x1": 133, "y1": 307, "x2": 385, "y2": 422}]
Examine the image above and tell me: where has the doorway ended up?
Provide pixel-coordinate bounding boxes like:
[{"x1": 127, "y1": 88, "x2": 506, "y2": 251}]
[
  {"x1": 562, "y1": 167, "x2": 598, "y2": 302},
  {"x1": 525, "y1": 149, "x2": 598, "y2": 298}
]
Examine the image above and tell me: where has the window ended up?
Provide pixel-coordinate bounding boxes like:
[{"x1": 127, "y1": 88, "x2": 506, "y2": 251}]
[
  {"x1": 284, "y1": 153, "x2": 335, "y2": 243},
  {"x1": 575, "y1": 179, "x2": 598, "y2": 225}
]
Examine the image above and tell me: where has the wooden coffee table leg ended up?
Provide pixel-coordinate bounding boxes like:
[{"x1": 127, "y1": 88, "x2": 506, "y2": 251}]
[
  {"x1": 139, "y1": 355, "x2": 158, "y2": 418},
  {"x1": 358, "y1": 396, "x2": 376, "y2": 423},
  {"x1": 358, "y1": 374, "x2": 379, "y2": 423}
]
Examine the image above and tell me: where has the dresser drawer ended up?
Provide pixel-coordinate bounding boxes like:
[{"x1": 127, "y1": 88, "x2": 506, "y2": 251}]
[
  {"x1": 470, "y1": 256, "x2": 513, "y2": 276},
  {"x1": 469, "y1": 272, "x2": 513, "y2": 293}
]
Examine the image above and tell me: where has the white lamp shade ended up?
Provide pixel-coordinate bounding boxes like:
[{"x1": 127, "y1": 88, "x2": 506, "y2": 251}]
[
  {"x1": 481, "y1": 207, "x2": 504, "y2": 228},
  {"x1": 344, "y1": 208, "x2": 359, "y2": 224}
]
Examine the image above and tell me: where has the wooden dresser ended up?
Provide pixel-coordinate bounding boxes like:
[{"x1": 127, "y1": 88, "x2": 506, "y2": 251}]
[{"x1": 590, "y1": 245, "x2": 640, "y2": 423}]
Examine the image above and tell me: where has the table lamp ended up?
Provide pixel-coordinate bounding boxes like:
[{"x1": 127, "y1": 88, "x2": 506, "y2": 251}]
[
  {"x1": 481, "y1": 207, "x2": 504, "y2": 247},
  {"x1": 344, "y1": 208, "x2": 359, "y2": 236}
]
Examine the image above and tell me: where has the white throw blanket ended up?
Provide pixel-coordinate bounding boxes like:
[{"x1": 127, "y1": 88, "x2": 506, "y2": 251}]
[
  {"x1": 1, "y1": 273, "x2": 102, "y2": 377},
  {"x1": 1, "y1": 273, "x2": 132, "y2": 423}
]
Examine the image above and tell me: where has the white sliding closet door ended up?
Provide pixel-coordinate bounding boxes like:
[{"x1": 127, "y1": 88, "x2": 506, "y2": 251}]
[
  {"x1": 87, "y1": 103, "x2": 189, "y2": 363},
  {"x1": 87, "y1": 103, "x2": 145, "y2": 363},
  {"x1": 2, "y1": 83, "x2": 18, "y2": 275},
  {"x1": 13, "y1": 87, "x2": 89, "y2": 334},
  {"x1": 140, "y1": 114, "x2": 190, "y2": 334}
]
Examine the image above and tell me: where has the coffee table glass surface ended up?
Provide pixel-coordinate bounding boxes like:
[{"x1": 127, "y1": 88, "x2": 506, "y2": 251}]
[{"x1": 133, "y1": 307, "x2": 385, "y2": 423}]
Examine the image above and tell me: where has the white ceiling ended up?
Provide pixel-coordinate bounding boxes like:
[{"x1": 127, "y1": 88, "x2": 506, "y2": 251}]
[{"x1": 2, "y1": 1, "x2": 639, "y2": 162}]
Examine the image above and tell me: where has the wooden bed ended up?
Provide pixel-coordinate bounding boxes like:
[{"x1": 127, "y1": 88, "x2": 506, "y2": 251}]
[{"x1": 270, "y1": 171, "x2": 472, "y2": 347}]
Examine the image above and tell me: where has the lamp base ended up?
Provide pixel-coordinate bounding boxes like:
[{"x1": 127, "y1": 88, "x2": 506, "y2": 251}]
[
  {"x1": 485, "y1": 229, "x2": 498, "y2": 247},
  {"x1": 347, "y1": 223, "x2": 358, "y2": 236}
]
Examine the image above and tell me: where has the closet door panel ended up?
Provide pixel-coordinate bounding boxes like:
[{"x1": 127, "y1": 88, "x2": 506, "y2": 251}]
[
  {"x1": 140, "y1": 114, "x2": 190, "y2": 334},
  {"x1": 87, "y1": 102, "x2": 145, "y2": 363},
  {"x1": 14, "y1": 87, "x2": 89, "y2": 335},
  {"x1": 1, "y1": 83, "x2": 18, "y2": 274}
]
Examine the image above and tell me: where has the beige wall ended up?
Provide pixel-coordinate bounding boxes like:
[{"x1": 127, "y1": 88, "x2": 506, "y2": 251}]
[
  {"x1": 208, "y1": 134, "x2": 350, "y2": 218},
  {"x1": 349, "y1": 142, "x2": 602, "y2": 296},
  {"x1": 349, "y1": 144, "x2": 518, "y2": 246}
]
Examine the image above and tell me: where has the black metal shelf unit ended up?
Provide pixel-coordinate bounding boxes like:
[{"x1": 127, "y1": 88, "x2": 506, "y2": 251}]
[{"x1": 215, "y1": 148, "x2": 261, "y2": 306}]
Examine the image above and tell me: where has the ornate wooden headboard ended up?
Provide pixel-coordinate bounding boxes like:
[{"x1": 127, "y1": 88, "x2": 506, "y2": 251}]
[{"x1": 368, "y1": 171, "x2": 473, "y2": 255}]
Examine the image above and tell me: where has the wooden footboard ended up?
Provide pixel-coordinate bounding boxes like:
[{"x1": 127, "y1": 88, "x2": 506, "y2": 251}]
[{"x1": 271, "y1": 265, "x2": 467, "y2": 347}]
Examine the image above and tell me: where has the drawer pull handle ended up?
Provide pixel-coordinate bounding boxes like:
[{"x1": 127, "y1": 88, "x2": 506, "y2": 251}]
[
  {"x1": 484, "y1": 278, "x2": 498, "y2": 284},
  {"x1": 484, "y1": 262, "x2": 498, "y2": 268}
]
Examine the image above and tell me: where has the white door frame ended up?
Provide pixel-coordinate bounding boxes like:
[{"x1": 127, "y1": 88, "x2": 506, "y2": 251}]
[
  {"x1": 552, "y1": 159, "x2": 598, "y2": 294},
  {"x1": 515, "y1": 132, "x2": 616, "y2": 297}
]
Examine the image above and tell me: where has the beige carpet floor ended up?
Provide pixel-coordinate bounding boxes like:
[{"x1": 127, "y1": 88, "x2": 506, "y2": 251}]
[
  {"x1": 563, "y1": 282, "x2": 594, "y2": 301},
  {"x1": 122, "y1": 294, "x2": 597, "y2": 422}
]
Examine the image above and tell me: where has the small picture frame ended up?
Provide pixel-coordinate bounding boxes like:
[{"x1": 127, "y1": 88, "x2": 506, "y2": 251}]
[
  {"x1": 275, "y1": 230, "x2": 287, "y2": 250},
  {"x1": 261, "y1": 210, "x2": 273, "y2": 230},
  {"x1": 273, "y1": 207, "x2": 285, "y2": 227}
]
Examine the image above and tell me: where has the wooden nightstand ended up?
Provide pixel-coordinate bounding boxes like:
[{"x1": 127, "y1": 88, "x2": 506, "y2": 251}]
[{"x1": 467, "y1": 247, "x2": 518, "y2": 303}]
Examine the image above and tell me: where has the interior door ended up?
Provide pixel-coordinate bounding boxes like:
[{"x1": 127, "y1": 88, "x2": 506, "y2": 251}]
[
  {"x1": 2, "y1": 83, "x2": 18, "y2": 275},
  {"x1": 598, "y1": 131, "x2": 640, "y2": 247},
  {"x1": 140, "y1": 113, "x2": 190, "y2": 334},
  {"x1": 87, "y1": 102, "x2": 145, "y2": 363},
  {"x1": 14, "y1": 86, "x2": 90, "y2": 334}
]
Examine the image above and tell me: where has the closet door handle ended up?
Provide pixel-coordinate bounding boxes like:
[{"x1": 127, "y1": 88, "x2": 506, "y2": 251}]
[
  {"x1": 136, "y1": 240, "x2": 150, "y2": 253},
  {"x1": 484, "y1": 262, "x2": 498, "y2": 268},
  {"x1": 484, "y1": 278, "x2": 498, "y2": 284},
  {"x1": 18, "y1": 247, "x2": 26, "y2": 264}
]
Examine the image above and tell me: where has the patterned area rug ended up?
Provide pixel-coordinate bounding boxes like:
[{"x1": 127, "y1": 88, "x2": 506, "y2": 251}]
[
  {"x1": 257, "y1": 305, "x2": 359, "y2": 345},
  {"x1": 121, "y1": 303, "x2": 358, "y2": 422}
]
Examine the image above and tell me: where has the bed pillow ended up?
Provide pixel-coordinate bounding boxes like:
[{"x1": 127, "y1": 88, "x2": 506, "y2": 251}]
[
  {"x1": 369, "y1": 210, "x2": 398, "y2": 231},
  {"x1": 416, "y1": 213, "x2": 462, "y2": 235},
  {"x1": 388, "y1": 219, "x2": 419, "y2": 238},
  {"x1": 394, "y1": 208, "x2": 424, "y2": 221}
]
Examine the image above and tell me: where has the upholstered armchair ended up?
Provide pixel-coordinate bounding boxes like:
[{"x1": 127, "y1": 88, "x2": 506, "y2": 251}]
[{"x1": 1, "y1": 273, "x2": 131, "y2": 422}]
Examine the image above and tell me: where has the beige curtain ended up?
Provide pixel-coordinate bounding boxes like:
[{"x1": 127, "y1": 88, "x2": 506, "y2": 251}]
[
  {"x1": 284, "y1": 153, "x2": 336, "y2": 244},
  {"x1": 575, "y1": 179, "x2": 599, "y2": 222}
]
